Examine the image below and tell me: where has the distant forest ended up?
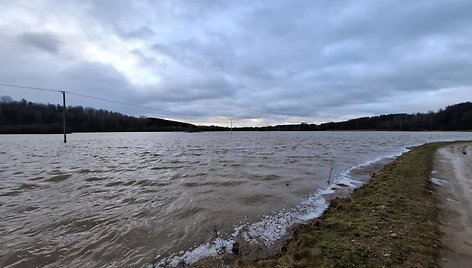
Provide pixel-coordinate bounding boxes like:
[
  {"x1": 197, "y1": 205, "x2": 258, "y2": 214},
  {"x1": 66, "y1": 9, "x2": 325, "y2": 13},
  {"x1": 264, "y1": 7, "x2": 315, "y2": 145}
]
[
  {"x1": 0, "y1": 96, "x2": 199, "y2": 133},
  {"x1": 0, "y1": 95, "x2": 471, "y2": 134},
  {"x1": 269, "y1": 101, "x2": 472, "y2": 131}
]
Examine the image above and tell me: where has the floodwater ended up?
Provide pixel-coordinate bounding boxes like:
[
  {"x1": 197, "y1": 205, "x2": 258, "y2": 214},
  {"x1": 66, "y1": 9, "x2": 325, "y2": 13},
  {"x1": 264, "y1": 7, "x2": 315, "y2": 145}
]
[{"x1": 0, "y1": 131, "x2": 471, "y2": 267}]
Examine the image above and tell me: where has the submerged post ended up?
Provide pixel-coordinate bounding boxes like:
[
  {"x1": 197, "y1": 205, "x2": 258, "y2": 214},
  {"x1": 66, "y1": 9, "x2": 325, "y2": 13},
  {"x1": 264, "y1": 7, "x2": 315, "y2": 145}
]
[{"x1": 61, "y1": 91, "x2": 66, "y2": 143}]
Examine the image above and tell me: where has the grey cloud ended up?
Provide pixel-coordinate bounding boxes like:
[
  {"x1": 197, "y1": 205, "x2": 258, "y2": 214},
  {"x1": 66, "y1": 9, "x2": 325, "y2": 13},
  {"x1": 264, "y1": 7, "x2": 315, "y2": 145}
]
[
  {"x1": 333, "y1": 1, "x2": 472, "y2": 41},
  {"x1": 60, "y1": 62, "x2": 131, "y2": 92},
  {"x1": 1, "y1": 0, "x2": 471, "y2": 125},
  {"x1": 152, "y1": 33, "x2": 237, "y2": 71},
  {"x1": 17, "y1": 32, "x2": 62, "y2": 54},
  {"x1": 121, "y1": 27, "x2": 156, "y2": 39},
  {"x1": 131, "y1": 49, "x2": 164, "y2": 68},
  {"x1": 141, "y1": 74, "x2": 239, "y2": 103}
]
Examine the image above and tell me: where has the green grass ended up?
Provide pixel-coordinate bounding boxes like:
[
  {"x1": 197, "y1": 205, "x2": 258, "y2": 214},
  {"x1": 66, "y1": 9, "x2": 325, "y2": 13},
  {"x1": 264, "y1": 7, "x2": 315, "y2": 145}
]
[{"x1": 240, "y1": 142, "x2": 451, "y2": 268}]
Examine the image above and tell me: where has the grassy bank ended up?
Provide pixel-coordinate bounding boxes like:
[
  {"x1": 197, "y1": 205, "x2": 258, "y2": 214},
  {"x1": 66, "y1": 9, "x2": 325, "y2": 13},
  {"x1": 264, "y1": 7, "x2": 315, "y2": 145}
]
[{"x1": 239, "y1": 142, "x2": 449, "y2": 268}]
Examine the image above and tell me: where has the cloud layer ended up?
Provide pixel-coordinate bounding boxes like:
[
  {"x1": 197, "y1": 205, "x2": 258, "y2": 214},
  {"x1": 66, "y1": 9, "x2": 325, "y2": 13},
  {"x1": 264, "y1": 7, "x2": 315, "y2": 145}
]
[{"x1": 1, "y1": 0, "x2": 471, "y2": 126}]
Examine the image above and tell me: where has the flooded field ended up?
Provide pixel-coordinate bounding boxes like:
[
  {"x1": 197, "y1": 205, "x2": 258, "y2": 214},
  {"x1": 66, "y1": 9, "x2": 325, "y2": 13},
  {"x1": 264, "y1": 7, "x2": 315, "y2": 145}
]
[{"x1": 0, "y1": 131, "x2": 471, "y2": 267}]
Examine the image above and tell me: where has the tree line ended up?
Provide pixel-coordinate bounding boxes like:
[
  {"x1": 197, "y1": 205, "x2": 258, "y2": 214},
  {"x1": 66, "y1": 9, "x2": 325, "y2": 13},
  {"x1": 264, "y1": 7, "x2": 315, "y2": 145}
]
[
  {"x1": 0, "y1": 96, "x2": 196, "y2": 133},
  {"x1": 267, "y1": 102, "x2": 472, "y2": 131},
  {"x1": 0, "y1": 96, "x2": 471, "y2": 133}
]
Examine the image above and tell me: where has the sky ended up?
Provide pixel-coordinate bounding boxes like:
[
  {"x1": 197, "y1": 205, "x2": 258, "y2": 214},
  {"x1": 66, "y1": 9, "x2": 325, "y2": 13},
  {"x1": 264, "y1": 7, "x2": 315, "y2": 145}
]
[{"x1": 0, "y1": 0, "x2": 471, "y2": 127}]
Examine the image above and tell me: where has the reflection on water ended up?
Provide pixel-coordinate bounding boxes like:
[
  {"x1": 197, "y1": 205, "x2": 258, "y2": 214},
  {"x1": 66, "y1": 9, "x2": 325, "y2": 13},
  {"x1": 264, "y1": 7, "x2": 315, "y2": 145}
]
[{"x1": 0, "y1": 131, "x2": 470, "y2": 267}]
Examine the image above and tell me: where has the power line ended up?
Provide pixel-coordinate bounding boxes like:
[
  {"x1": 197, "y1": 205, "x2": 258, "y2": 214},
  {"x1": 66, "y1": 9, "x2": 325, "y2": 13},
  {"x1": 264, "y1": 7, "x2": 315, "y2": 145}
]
[
  {"x1": 0, "y1": 82, "x2": 162, "y2": 113},
  {"x1": 66, "y1": 92, "x2": 161, "y2": 112},
  {"x1": 0, "y1": 82, "x2": 61, "y2": 93}
]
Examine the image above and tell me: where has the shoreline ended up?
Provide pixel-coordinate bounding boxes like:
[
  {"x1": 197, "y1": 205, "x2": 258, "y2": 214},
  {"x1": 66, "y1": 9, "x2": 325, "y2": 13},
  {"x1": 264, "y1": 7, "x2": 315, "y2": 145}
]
[
  {"x1": 156, "y1": 147, "x2": 408, "y2": 267},
  {"x1": 243, "y1": 141, "x2": 471, "y2": 267},
  {"x1": 160, "y1": 147, "x2": 409, "y2": 267},
  {"x1": 189, "y1": 141, "x2": 469, "y2": 267}
]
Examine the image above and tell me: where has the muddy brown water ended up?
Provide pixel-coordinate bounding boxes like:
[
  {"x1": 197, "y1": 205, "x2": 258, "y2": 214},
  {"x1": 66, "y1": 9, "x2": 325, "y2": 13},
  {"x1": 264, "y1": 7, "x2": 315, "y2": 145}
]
[{"x1": 1, "y1": 131, "x2": 471, "y2": 267}]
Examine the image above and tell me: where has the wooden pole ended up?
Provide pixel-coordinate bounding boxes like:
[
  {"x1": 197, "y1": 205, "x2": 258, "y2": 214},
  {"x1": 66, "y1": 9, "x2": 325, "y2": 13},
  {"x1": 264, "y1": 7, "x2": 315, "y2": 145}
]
[{"x1": 62, "y1": 91, "x2": 66, "y2": 143}]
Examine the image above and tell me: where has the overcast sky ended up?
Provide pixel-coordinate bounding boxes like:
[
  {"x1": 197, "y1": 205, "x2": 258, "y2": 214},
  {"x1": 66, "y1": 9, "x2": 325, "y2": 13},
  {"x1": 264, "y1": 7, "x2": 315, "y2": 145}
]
[{"x1": 0, "y1": 0, "x2": 471, "y2": 126}]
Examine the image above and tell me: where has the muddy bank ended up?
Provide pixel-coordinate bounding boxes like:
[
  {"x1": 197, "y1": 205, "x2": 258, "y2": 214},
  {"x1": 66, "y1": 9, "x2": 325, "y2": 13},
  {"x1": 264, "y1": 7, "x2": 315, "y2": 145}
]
[{"x1": 433, "y1": 143, "x2": 472, "y2": 267}]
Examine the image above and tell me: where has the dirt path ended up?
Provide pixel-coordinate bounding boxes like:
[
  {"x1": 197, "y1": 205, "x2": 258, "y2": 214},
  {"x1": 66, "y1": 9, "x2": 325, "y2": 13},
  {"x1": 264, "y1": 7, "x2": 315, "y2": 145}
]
[{"x1": 433, "y1": 143, "x2": 472, "y2": 268}]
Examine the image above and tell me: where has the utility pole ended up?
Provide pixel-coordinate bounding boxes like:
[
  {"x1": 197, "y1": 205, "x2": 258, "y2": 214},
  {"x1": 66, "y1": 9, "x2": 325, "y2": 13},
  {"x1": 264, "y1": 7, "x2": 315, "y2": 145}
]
[
  {"x1": 61, "y1": 91, "x2": 66, "y2": 143},
  {"x1": 230, "y1": 119, "x2": 233, "y2": 134}
]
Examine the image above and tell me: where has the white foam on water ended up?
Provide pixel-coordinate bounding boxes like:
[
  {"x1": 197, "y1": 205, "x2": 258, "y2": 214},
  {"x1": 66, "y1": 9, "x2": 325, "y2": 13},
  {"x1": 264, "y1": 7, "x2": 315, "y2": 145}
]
[
  {"x1": 156, "y1": 147, "x2": 410, "y2": 267},
  {"x1": 155, "y1": 222, "x2": 247, "y2": 267},
  {"x1": 246, "y1": 193, "x2": 329, "y2": 245},
  {"x1": 231, "y1": 224, "x2": 246, "y2": 238},
  {"x1": 431, "y1": 177, "x2": 448, "y2": 186},
  {"x1": 155, "y1": 238, "x2": 234, "y2": 267}
]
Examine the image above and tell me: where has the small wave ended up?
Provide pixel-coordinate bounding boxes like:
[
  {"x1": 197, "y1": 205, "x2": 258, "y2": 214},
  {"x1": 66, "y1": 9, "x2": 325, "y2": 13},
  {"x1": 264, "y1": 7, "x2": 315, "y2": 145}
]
[
  {"x1": 0, "y1": 190, "x2": 22, "y2": 197},
  {"x1": 182, "y1": 180, "x2": 247, "y2": 188},
  {"x1": 16, "y1": 183, "x2": 42, "y2": 190},
  {"x1": 181, "y1": 182, "x2": 201, "y2": 187},
  {"x1": 123, "y1": 180, "x2": 136, "y2": 186},
  {"x1": 174, "y1": 206, "x2": 206, "y2": 220},
  {"x1": 285, "y1": 159, "x2": 299, "y2": 164},
  {"x1": 46, "y1": 174, "x2": 71, "y2": 182},
  {"x1": 239, "y1": 194, "x2": 276, "y2": 206},
  {"x1": 28, "y1": 176, "x2": 44, "y2": 181},
  {"x1": 214, "y1": 181, "x2": 246, "y2": 187},
  {"x1": 78, "y1": 168, "x2": 109, "y2": 174},
  {"x1": 135, "y1": 179, "x2": 161, "y2": 187},
  {"x1": 150, "y1": 166, "x2": 182, "y2": 170},
  {"x1": 105, "y1": 181, "x2": 123, "y2": 187},
  {"x1": 16, "y1": 205, "x2": 40, "y2": 213},
  {"x1": 121, "y1": 197, "x2": 145, "y2": 204},
  {"x1": 169, "y1": 160, "x2": 186, "y2": 164},
  {"x1": 85, "y1": 176, "x2": 108, "y2": 182},
  {"x1": 253, "y1": 174, "x2": 282, "y2": 181},
  {"x1": 63, "y1": 217, "x2": 110, "y2": 234},
  {"x1": 140, "y1": 189, "x2": 160, "y2": 194}
]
